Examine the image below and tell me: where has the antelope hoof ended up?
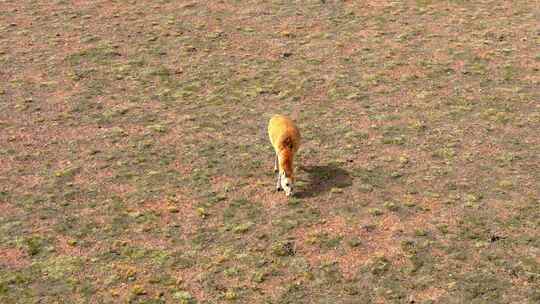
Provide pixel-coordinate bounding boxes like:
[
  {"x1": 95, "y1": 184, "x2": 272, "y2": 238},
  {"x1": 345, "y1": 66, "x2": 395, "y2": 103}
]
[{"x1": 276, "y1": 172, "x2": 282, "y2": 191}]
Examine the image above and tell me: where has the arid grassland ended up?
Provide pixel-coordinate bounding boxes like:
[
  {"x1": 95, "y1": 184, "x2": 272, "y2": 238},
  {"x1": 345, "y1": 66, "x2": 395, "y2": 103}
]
[{"x1": 0, "y1": 0, "x2": 539, "y2": 303}]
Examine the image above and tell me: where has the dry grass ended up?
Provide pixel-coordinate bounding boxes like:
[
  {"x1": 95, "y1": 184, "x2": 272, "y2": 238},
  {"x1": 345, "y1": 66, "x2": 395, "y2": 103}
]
[{"x1": 0, "y1": 0, "x2": 539, "y2": 303}]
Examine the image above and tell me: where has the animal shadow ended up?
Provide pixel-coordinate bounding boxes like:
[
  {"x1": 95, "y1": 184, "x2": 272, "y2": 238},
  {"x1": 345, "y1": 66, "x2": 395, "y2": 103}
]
[{"x1": 296, "y1": 164, "x2": 352, "y2": 198}]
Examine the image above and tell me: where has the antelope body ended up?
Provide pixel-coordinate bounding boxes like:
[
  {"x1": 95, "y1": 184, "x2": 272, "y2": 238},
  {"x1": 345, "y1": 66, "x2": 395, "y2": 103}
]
[{"x1": 268, "y1": 114, "x2": 301, "y2": 196}]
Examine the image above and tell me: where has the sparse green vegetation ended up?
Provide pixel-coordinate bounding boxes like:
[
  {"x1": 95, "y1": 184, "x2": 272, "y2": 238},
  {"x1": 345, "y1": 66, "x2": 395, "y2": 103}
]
[{"x1": 0, "y1": 0, "x2": 537, "y2": 303}]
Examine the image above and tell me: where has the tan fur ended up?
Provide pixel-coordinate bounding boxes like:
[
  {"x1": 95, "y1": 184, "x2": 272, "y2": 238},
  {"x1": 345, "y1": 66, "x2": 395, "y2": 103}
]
[{"x1": 268, "y1": 114, "x2": 301, "y2": 181}]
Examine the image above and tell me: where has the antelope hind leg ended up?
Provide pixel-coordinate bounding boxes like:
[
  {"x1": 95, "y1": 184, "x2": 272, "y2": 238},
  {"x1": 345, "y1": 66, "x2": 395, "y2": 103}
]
[{"x1": 276, "y1": 171, "x2": 283, "y2": 191}]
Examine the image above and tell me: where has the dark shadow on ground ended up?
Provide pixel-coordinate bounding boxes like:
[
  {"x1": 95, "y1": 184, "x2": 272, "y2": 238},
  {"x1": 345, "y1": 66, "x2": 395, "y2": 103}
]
[{"x1": 295, "y1": 164, "x2": 352, "y2": 198}]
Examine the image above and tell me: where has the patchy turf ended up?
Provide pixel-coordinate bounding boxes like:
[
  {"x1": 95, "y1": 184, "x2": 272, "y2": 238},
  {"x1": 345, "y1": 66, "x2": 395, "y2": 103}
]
[{"x1": 0, "y1": 0, "x2": 539, "y2": 303}]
